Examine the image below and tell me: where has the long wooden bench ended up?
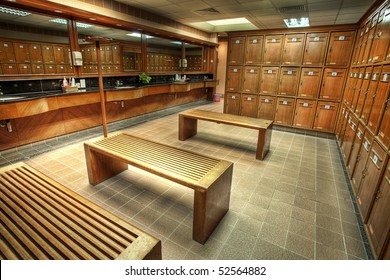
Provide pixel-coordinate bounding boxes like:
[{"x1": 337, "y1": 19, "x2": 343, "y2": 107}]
[
  {"x1": 84, "y1": 132, "x2": 233, "y2": 244},
  {"x1": 179, "y1": 109, "x2": 273, "y2": 160},
  {"x1": 0, "y1": 162, "x2": 161, "y2": 260}
]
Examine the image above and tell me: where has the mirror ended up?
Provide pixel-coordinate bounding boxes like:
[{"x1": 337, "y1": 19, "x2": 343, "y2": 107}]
[
  {"x1": 146, "y1": 36, "x2": 182, "y2": 73},
  {"x1": 185, "y1": 43, "x2": 203, "y2": 72}
]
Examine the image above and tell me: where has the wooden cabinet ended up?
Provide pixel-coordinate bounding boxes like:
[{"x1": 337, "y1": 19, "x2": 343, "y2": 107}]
[
  {"x1": 242, "y1": 66, "x2": 260, "y2": 93},
  {"x1": 245, "y1": 36, "x2": 263, "y2": 65},
  {"x1": 278, "y1": 67, "x2": 299, "y2": 96},
  {"x1": 371, "y1": 6, "x2": 390, "y2": 63},
  {"x1": 366, "y1": 160, "x2": 390, "y2": 259},
  {"x1": 112, "y1": 44, "x2": 121, "y2": 64},
  {"x1": 319, "y1": 68, "x2": 347, "y2": 100},
  {"x1": 54, "y1": 46, "x2": 66, "y2": 64},
  {"x1": 363, "y1": 17, "x2": 378, "y2": 64},
  {"x1": 260, "y1": 66, "x2": 279, "y2": 95},
  {"x1": 226, "y1": 66, "x2": 243, "y2": 92},
  {"x1": 258, "y1": 95, "x2": 276, "y2": 120},
  {"x1": 336, "y1": 106, "x2": 348, "y2": 144},
  {"x1": 302, "y1": 32, "x2": 328, "y2": 66},
  {"x1": 351, "y1": 69, "x2": 365, "y2": 111},
  {"x1": 351, "y1": 131, "x2": 374, "y2": 194},
  {"x1": 313, "y1": 101, "x2": 339, "y2": 132},
  {"x1": 264, "y1": 35, "x2": 283, "y2": 65},
  {"x1": 353, "y1": 27, "x2": 365, "y2": 65},
  {"x1": 42, "y1": 45, "x2": 55, "y2": 64},
  {"x1": 298, "y1": 68, "x2": 322, "y2": 98},
  {"x1": 357, "y1": 141, "x2": 388, "y2": 221},
  {"x1": 361, "y1": 66, "x2": 381, "y2": 123},
  {"x1": 367, "y1": 65, "x2": 390, "y2": 134},
  {"x1": 355, "y1": 67, "x2": 373, "y2": 116},
  {"x1": 378, "y1": 97, "x2": 390, "y2": 148},
  {"x1": 240, "y1": 93, "x2": 258, "y2": 118},
  {"x1": 0, "y1": 41, "x2": 16, "y2": 62},
  {"x1": 2, "y1": 64, "x2": 18, "y2": 74},
  {"x1": 30, "y1": 44, "x2": 43, "y2": 63},
  {"x1": 229, "y1": 36, "x2": 245, "y2": 65},
  {"x1": 13, "y1": 42, "x2": 30, "y2": 62},
  {"x1": 274, "y1": 97, "x2": 295, "y2": 125},
  {"x1": 343, "y1": 71, "x2": 358, "y2": 106},
  {"x1": 341, "y1": 115, "x2": 358, "y2": 164},
  {"x1": 31, "y1": 64, "x2": 44, "y2": 74},
  {"x1": 44, "y1": 64, "x2": 56, "y2": 74},
  {"x1": 326, "y1": 31, "x2": 355, "y2": 66},
  {"x1": 225, "y1": 93, "x2": 241, "y2": 115},
  {"x1": 282, "y1": 33, "x2": 304, "y2": 65},
  {"x1": 347, "y1": 123, "x2": 365, "y2": 177},
  {"x1": 293, "y1": 99, "x2": 316, "y2": 129}
]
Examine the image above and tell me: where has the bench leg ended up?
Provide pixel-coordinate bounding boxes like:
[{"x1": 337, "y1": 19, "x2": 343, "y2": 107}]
[
  {"x1": 179, "y1": 115, "x2": 198, "y2": 140},
  {"x1": 192, "y1": 164, "x2": 233, "y2": 244},
  {"x1": 84, "y1": 143, "x2": 128, "y2": 185},
  {"x1": 256, "y1": 124, "x2": 273, "y2": 160}
]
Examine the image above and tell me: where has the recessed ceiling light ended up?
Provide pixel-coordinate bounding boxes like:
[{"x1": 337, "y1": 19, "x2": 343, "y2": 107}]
[
  {"x1": 206, "y1": 17, "x2": 250, "y2": 26},
  {"x1": 126, "y1": 32, "x2": 154, "y2": 39},
  {"x1": 284, "y1": 17, "x2": 310, "y2": 28},
  {"x1": 0, "y1": 6, "x2": 31, "y2": 16}
]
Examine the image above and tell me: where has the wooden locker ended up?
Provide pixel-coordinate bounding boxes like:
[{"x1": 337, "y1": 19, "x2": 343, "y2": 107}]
[
  {"x1": 347, "y1": 123, "x2": 365, "y2": 177},
  {"x1": 54, "y1": 46, "x2": 66, "y2": 64},
  {"x1": 264, "y1": 35, "x2": 283, "y2": 65},
  {"x1": 242, "y1": 66, "x2": 260, "y2": 93},
  {"x1": 364, "y1": 15, "x2": 379, "y2": 64},
  {"x1": 278, "y1": 67, "x2": 300, "y2": 96},
  {"x1": 42, "y1": 45, "x2": 55, "y2": 64},
  {"x1": 99, "y1": 46, "x2": 106, "y2": 65},
  {"x1": 357, "y1": 141, "x2": 388, "y2": 222},
  {"x1": 282, "y1": 33, "x2": 304, "y2": 65},
  {"x1": 302, "y1": 32, "x2": 329, "y2": 66},
  {"x1": 372, "y1": 6, "x2": 390, "y2": 63},
  {"x1": 2, "y1": 64, "x2": 18, "y2": 74},
  {"x1": 341, "y1": 115, "x2": 358, "y2": 164},
  {"x1": 378, "y1": 97, "x2": 390, "y2": 149},
  {"x1": 313, "y1": 101, "x2": 339, "y2": 132},
  {"x1": 336, "y1": 106, "x2": 348, "y2": 144},
  {"x1": 17, "y1": 63, "x2": 32, "y2": 74},
  {"x1": 352, "y1": 27, "x2": 365, "y2": 65},
  {"x1": 351, "y1": 131, "x2": 374, "y2": 195},
  {"x1": 29, "y1": 44, "x2": 43, "y2": 63},
  {"x1": 351, "y1": 69, "x2": 365, "y2": 111},
  {"x1": 260, "y1": 66, "x2": 279, "y2": 95},
  {"x1": 361, "y1": 66, "x2": 382, "y2": 124},
  {"x1": 224, "y1": 93, "x2": 241, "y2": 115},
  {"x1": 366, "y1": 160, "x2": 390, "y2": 259},
  {"x1": 298, "y1": 68, "x2": 322, "y2": 98},
  {"x1": 357, "y1": 23, "x2": 371, "y2": 64},
  {"x1": 245, "y1": 35, "x2": 263, "y2": 65},
  {"x1": 355, "y1": 67, "x2": 373, "y2": 117},
  {"x1": 367, "y1": 65, "x2": 390, "y2": 134},
  {"x1": 104, "y1": 45, "x2": 113, "y2": 64},
  {"x1": 319, "y1": 68, "x2": 347, "y2": 101},
  {"x1": 293, "y1": 99, "x2": 316, "y2": 129},
  {"x1": 274, "y1": 97, "x2": 295, "y2": 125},
  {"x1": 44, "y1": 64, "x2": 56, "y2": 74},
  {"x1": 241, "y1": 93, "x2": 258, "y2": 118},
  {"x1": 31, "y1": 64, "x2": 44, "y2": 74},
  {"x1": 0, "y1": 41, "x2": 16, "y2": 62},
  {"x1": 13, "y1": 42, "x2": 30, "y2": 63},
  {"x1": 229, "y1": 36, "x2": 245, "y2": 65},
  {"x1": 343, "y1": 71, "x2": 358, "y2": 106},
  {"x1": 258, "y1": 95, "x2": 275, "y2": 120},
  {"x1": 112, "y1": 44, "x2": 121, "y2": 64},
  {"x1": 326, "y1": 31, "x2": 355, "y2": 66},
  {"x1": 226, "y1": 66, "x2": 243, "y2": 92}
]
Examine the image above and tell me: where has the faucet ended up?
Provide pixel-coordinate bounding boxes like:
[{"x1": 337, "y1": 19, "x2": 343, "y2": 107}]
[{"x1": 115, "y1": 80, "x2": 123, "y2": 87}]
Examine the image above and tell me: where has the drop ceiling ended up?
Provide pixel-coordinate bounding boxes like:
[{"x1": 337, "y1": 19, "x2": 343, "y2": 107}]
[{"x1": 115, "y1": 0, "x2": 377, "y2": 32}]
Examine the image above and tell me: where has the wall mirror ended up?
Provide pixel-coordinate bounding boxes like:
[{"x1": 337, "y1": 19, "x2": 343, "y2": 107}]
[{"x1": 146, "y1": 36, "x2": 182, "y2": 73}]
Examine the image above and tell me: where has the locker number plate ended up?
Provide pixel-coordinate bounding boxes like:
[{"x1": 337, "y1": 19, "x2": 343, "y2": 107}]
[
  {"x1": 372, "y1": 154, "x2": 379, "y2": 165},
  {"x1": 283, "y1": 101, "x2": 288, "y2": 105},
  {"x1": 314, "y1": 37, "x2": 320, "y2": 41},
  {"x1": 303, "y1": 103, "x2": 309, "y2": 107},
  {"x1": 338, "y1": 36, "x2": 345, "y2": 40},
  {"x1": 324, "y1": 105, "x2": 331, "y2": 109},
  {"x1": 331, "y1": 72, "x2": 338, "y2": 76},
  {"x1": 265, "y1": 99, "x2": 270, "y2": 103}
]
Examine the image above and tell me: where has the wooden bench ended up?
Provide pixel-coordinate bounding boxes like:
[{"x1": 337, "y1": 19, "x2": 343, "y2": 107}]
[
  {"x1": 179, "y1": 109, "x2": 273, "y2": 160},
  {"x1": 84, "y1": 133, "x2": 233, "y2": 244},
  {"x1": 0, "y1": 162, "x2": 161, "y2": 260}
]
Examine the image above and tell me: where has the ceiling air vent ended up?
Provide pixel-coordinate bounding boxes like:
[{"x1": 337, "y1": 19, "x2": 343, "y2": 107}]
[
  {"x1": 278, "y1": 5, "x2": 306, "y2": 14},
  {"x1": 194, "y1": 8, "x2": 220, "y2": 16}
]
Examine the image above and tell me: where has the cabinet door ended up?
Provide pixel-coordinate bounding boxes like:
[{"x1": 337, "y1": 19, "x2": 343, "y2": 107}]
[
  {"x1": 274, "y1": 97, "x2": 295, "y2": 125},
  {"x1": 44, "y1": 64, "x2": 56, "y2": 74},
  {"x1": 372, "y1": 7, "x2": 390, "y2": 63},
  {"x1": 0, "y1": 41, "x2": 16, "y2": 62},
  {"x1": 278, "y1": 67, "x2": 300, "y2": 96},
  {"x1": 303, "y1": 32, "x2": 328, "y2": 66},
  {"x1": 326, "y1": 31, "x2": 355, "y2": 66},
  {"x1": 282, "y1": 33, "x2": 304, "y2": 65},
  {"x1": 225, "y1": 93, "x2": 241, "y2": 115},
  {"x1": 260, "y1": 67, "x2": 279, "y2": 94},
  {"x1": 366, "y1": 161, "x2": 390, "y2": 258},
  {"x1": 343, "y1": 71, "x2": 358, "y2": 106},
  {"x1": 241, "y1": 94, "x2": 258, "y2": 118},
  {"x1": 347, "y1": 123, "x2": 365, "y2": 177},
  {"x1": 336, "y1": 106, "x2": 348, "y2": 144},
  {"x1": 293, "y1": 99, "x2": 316, "y2": 129},
  {"x1": 17, "y1": 63, "x2": 31, "y2": 74},
  {"x1": 367, "y1": 65, "x2": 390, "y2": 134},
  {"x1": 313, "y1": 101, "x2": 339, "y2": 132},
  {"x1": 13, "y1": 42, "x2": 30, "y2": 62},
  {"x1": 351, "y1": 70, "x2": 365, "y2": 111},
  {"x1": 54, "y1": 46, "x2": 66, "y2": 64},
  {"x1": 42, "y1": 45, "x2": 55, "y2": 64},
  {"x1": 357, "y1": 141, "x2": 388, "y2": 221},
  {"x1": 258, "y1": 95, "x2": 275, "y2": 120},
  {"x1": 30, "y1": 44, "x2": 43, "y2": 63},
  {"x1": 351, "y1": 131, "x2": 374, "y2": 194},
  {"x1": 242, "y1": 67, "x2": 260, "y2": 93},
  {"x1": 341, "y1": 115, "x2": 358, "y2": 164},
  {"x1": 363, "y1": 16, "x2": 378, "y2": 64},
  {"x1": 319, "y1": 68, "x2": 346, "y2": 100},
  {"x1": 245, "y1": 36, "x2": 263, "y2": 65},
  {"x1": 298, "y1": 68, "x2": 322, "y2": 98},
  {"x1": 352, "y1": 28, "x2": 365, "y2": 65},
  {"x1": 378, "y1": 98, "x2": 390, "y2": 148},
  {"x1": 226, "y1": 66, "x2": 243, "y2": 92},
  {"x1": 357, "y1": 23, "x2": 371, "y2": 65},
  {"x1": 229, "y1": 36, "x2": 245, "y2": 65},
  {"x1": 355, "y1": 67, "x2": 373, "y2": 116},
  {"x1": 104, "y1": 45, "x2": 113, "y2": 64},
  {"x1": 31, "y1": 64, "x2": 44, "y2": 74},
  {"x1": 264, "y1": 35, "x2": 283, "y2": 65},
  {"x1": 1, "y1": 64, "x2": 18, "y2": 74},
  {"x1": 112, "y1": 45, "x2": 121, "y2": 64},
  {"x1": 361, "y1": 66, "x2": 382, "y2": 123}
]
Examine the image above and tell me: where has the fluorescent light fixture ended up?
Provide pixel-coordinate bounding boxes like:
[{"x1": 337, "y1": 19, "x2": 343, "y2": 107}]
[
  {"x1": 284, "y1": 17, "x2": 310, "y2": 28},
  {"x1": 206, "y1": 17, "x2": 250, "y2": 26},
  {"x1": 0, "y1": 6, "x2": 31, "y2": 16},
  {"x1": 50, "y1": 19, "x2": 93, "y2": 28},
  {"x1": 126, "y1": 32, "x2": 154, "y2": 39},
  {"x1": 171, "y1": 41, "x2": 189, "y2": 45}
]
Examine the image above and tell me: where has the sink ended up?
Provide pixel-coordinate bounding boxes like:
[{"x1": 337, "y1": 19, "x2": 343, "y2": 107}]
[{"x1": 114, "y1": 85, "x2": 136, "y2": 90}]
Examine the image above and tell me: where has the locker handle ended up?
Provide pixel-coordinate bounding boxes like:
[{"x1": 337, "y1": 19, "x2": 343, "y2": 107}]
[{"x1": 375, "y1": 189, "x2": 382, "y2": 200}]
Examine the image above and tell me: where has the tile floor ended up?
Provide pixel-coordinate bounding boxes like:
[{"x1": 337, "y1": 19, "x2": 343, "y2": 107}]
[{"x1": 0, "y1": 99, "x2": 371, "y2": 260}]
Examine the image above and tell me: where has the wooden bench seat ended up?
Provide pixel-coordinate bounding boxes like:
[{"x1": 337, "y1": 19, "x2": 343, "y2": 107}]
[
  {"x1": 84, "y1": 133, "x2": 233, "y2": 244},
  {"x1": 179, "y1": 109, "x2": 273, "y2": 160},
  {"x1": 0, "y1": 162, "x2": 161, "y2": 260}
]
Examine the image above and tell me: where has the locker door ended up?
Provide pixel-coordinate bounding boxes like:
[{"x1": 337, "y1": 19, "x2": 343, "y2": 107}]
[
  {"x1": 341, "y1": 115, "x2": 358, "y2": 164},
  {"x1": 226, "y1": 66, "x2": 243, "y2": 92},
  {"x1": 303, "y1": 32, "x2": 328, "y2": 66},
  {"x1": 282, "y1": 33, "x2": 304, "y2": 65},
  {"x1": 245, "y1": 36, "x2": 263, "y2": 65},
  {"x1": 326, "y1": 31, "x2": 355, "y2": 66},
  {"x1": 363, "y1": 15, "x2": 378, "y2": 64},
  {"x1": 372, "y1": 6, "x2": 390, "y2": 63},
  {"x1": 30, "y1": 44, "x2": 43, "y2": 63},
  {"x1": 293, "y1": 99, "x2": 316, "y2": 129},
  {"x1": 347, "y1": 123, "x2": 365, "y2": 177},
  {"x1": 13, "y1": 42, "x2": 30, "y2": 63},
  {"x1": 260, "y1": 67, "x2": 279, "y2": 95},
  {"x1": 351, "y1": 69, "x2": 365, "y2": 111},
  {"x1": 225, "y1": 93, "x2": 241, "y2": 115},
  {"x1": 274, "y1": 97, "x2": 295, "y2": 125},
  {"x1": 241, "y1": 94, "x2": 258, "y2": 118},
  {"x1": 361, "y1": 66, "x2": 382, "y2": 124},
  {"x1": 229, "y1": 36, "x2": 245, "y2": 65},
  {"x1": 0, "y1": 41, "x2": 16, "y2": 62},
  {"x1": 319, "y1": 68, "x2": 347, "y2": 101},
  {"x1": 264, "y1": 35, "x2": 283, "y2": 65},
  {"x1": 313, "y1": 101, "x2": 339, "y2": 132},
  {"x1": 278, "y1": 67, "x2": 300, "y2": 96},
  {"x1": 42, "y1": 45, "x2": 55, "y2": 64},
  {"x1": 298, "y1": 68, "x2": 322, "y2": 98},
  {"x1": 258, "y1": 95, "x2": 276, "y2": 120},
  {"x1": 242, "y1": 67, "x2": 260, "y2": 93},
  {"x1": 336, "y1": 106, "x2": 348, "y2": 144},
  {"x1": 355, "y1": 67, "x2": 373, "y2": 116},
  {"x1": 343, "y1": 71, "x2": 358, "y2": 106},
  {"x1": 352, "y1": 27, "x2": 365, "y2": 65},
  {"x1": 378, "y1": 97, "x2": 390, "y2": 148},
  {"x1": 54, "y1": 46, "x2": 66, "y2": 64}
]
